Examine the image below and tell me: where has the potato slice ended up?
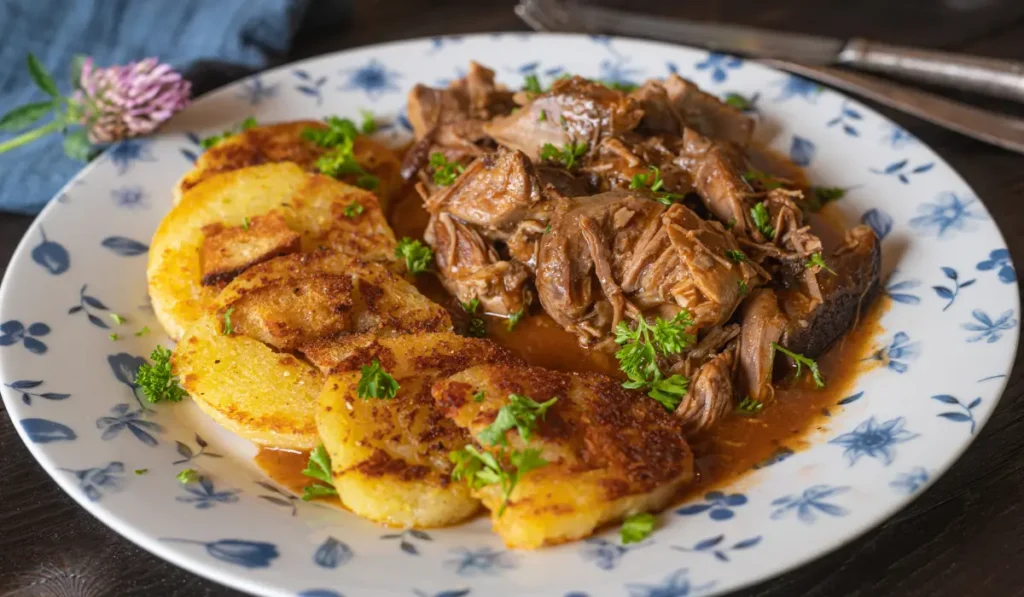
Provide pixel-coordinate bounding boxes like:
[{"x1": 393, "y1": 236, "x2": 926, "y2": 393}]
[
  {"x1": 314, "y1": 332, "x2": 520, "y2": 527},
  {"x1": 175, "y1": 120, "x2": 403, "y2": 209},
  {"x1": 149, "y1": 162, "x2": 395, "y2": 340},
  {"x1": 432, "y1": 364, "x2": 693, "y2": 549}
]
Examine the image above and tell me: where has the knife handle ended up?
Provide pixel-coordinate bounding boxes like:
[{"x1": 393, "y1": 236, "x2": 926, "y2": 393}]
[{"x1": 838, "y1": 38, "x2": 1024, "y2": 103}]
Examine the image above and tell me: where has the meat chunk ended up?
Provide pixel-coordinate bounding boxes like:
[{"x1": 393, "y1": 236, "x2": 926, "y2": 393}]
[
  {"x1": 736, "y1": 288, "x2": 788, "y2": 402},
  {"x1": 583, "y1": 134, "x2": 694, "y2": 197},
  {"x1": 631, "y1": 76, "x2": 754, "y2": 147},
  {"x1": 200, "y1": 211, "x2": 300, "y2": 286},
  {"x1": 679, "y1": 128, "x2": 753, "y2": 232},
  {"x1": 424, "y1": 149, "x2": 544, "y2": 232},
  {"x1": 426, "y1": 213, "x2": 533, "y2": 316},
  {"x1": 484, "y1": 76, "x2": 643, "y2": 161},
  {"x1": 676, "y1": 341, "x2": 737, "y2": 436},
  {"x1": 780, "y1": 225, "x2": 881, "y2": 357},
  {"x1": 432, "y1": 364, "x2": 693, "y2": 549}
]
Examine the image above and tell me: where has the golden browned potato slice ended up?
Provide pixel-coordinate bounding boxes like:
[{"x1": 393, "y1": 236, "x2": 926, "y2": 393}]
[
  {"x1": 200, "y1": 211, "x2": 301, "y2": 286},
  {"x1": 173, "y1": 252, "x2": 452, "y2": 451},
  {"x1": 148, "y1": 162, "x2": 395, "y2": 340},
  {"x1": 432, "y1": 365, "x2": 693, "y2": 549},
  {"x1": 314, "y1": 332, "x2": 521, "y2": 528},
  {"x1": 174, "y1": 120, "x2": 404, "y2": 209}
]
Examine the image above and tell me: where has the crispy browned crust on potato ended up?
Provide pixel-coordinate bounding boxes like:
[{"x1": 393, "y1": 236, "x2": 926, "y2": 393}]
[{"x1": 200, "y1": 211, "x2": 301, "y2": 286}]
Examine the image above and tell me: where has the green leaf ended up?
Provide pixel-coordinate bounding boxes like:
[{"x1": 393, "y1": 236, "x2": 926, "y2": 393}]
[
  {"x1": 27, "y1": 54, "x2": 60, "y2": 97},
  {"x1": 356, "y1": 359, "x2": 400, "y2": 399},
  {"x1": 621, "y1": 512, "x2": 655, "y2": 544},
  {"x1": 62, "y1": 129, "x2": 92, "y2": 161},
  {"x1": 0, "y1": 101, "x2": 54, "y2": 132}
]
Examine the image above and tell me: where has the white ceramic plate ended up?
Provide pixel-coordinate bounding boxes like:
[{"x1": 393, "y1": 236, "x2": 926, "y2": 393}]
[{"x1": 1, "y1": 34, "x2": 1018, "y2": 597}]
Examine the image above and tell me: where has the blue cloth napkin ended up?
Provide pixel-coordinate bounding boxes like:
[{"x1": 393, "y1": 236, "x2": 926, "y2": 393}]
[{"x1": 0, "y1": 0, "x2": 349, "y2": 214}]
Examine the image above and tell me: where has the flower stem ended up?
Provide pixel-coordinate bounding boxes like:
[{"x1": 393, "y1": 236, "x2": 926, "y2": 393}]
[{"x1": 0, "y1": 120, "x2": 64, "y2": 154}]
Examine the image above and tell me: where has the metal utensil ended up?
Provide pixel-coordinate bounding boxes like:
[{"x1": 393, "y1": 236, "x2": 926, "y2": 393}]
[
  {"x1": 516, "y1": 0, "x2": 1024, "y2": 154},
  {"x1": 516, "y1": 0, "x2": 1024, "y2": 103}
]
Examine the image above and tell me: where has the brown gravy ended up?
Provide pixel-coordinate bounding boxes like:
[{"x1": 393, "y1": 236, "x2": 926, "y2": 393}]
[{"x1": 257, "y1": 176, "x2": 890, "y2": 505}]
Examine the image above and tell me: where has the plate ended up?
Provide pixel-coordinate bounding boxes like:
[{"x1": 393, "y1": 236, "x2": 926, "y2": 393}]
[{"x1": 0, "y1": 33, "x2": 1018, "y2": 597}]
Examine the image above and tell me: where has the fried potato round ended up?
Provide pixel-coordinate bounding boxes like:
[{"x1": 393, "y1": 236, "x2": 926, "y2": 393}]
[
  {"x1": 314, "y1": 332, "x2": 520, "y2": 528},
  {"x1": 173, "y1": 252, "x2": 451, "y2": 451},
  {"x1": 174, "y1": 120, "x2": 404, "y2": 209},
  {"x1": 148, "y1": 162, "x2": 395, "y2": 340}
]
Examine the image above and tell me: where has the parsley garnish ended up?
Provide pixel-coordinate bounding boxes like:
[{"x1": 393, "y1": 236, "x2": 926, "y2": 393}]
[
  {"x1": 725, "y1": 249, "x2": 747, "y2": 263},
  {"x1": 242, "y1": 217, "x2": 250, "y2": 231},
  {"x1": 813, "y1": 186, "x2": 846, "y2": 204},
  {"x1": 771, "y1": 342, "x2": 825, "y2": 388},
  {"x1": 736, "y1": 396, "x2": 764, "y2": 415},
  {"x1": 467, "y1": 318, "x2": 487, "y2": 338},
  {"x1": 177, "y1": 468, "x2": 199, "y2": 484},
  {"x1": 621, "y1": 512, "x2": 655, "y2": 544},
  {"x1": 108, "y1": 333, "x2": 119, "y2": 341},
  {"x1": 742, "y1": 169, "x2": 784, "y2": 190},
  {"x1": 357, "y1": 359, "x2": 399, "y2": 399},
  {"x1": 301, "y1": 444, "x2": 339, "y2": 501},
  {"x1": 110, "y1": 313, "x2": 126, "y2": 325},
  {"x1": 222, "y1": 307, "x2": 235, "y2": 336},
  {"x1": 506, "y1": 308, "x2": 525, "y2": 331},
  {"x1": 134, "y1": 468, "x2": 148, "y2": 475},
  {"x1": 477, "y1": 394, "x2": 558, "y2": 446},
  {"x1": 136, "y1": 346, "x2": 188, "y2": 403},
  {"x1": 629, "y1": 166, "x2": 681, "y2": 205},
  {"x1": 200, "y1": 116, "x2": 257, "y2": 149},
  {"x1": 359, "y1": 109, "x2": 376, "y2": 134},
  {"x1": 429, "y1": 152, "x2": 465, "y2": 186},
  {"x1": 614, "y1": 311, "x2": 694, "y2": 410},
  {"x1": 724, "y1": 93, "x2": 753, "y2": 111},
  {"x1": 304, "y1": 116, "x2": 379, "y2": 190},
  {"x1": 302, "y1": 116, "x2": 360, "y2": 148},
  {"x1": 135, "y1": 326, "x2": 150, "y2": 337},
  {"x1": 538, "y1": 110, "x2": 547, "y2": 122},
  {"x1": 462, "y1": 299, "x2": 480, "y2": 314},
  {"x1": 539, "y1": 141, "x2": 588, "y2": 169},
  {"x1": 522, "y1": 74, "x2": 543, "y2": 94},
  {"x1": 395, "y1": 237, "x2": 433, "y2": 274},
  {"x1": 806, "y1": 252, "x2": 836, "y2": 275},
  {"x1": 473, "y1": 391, "x2": 486, "y2": 403},
  {"x1": 738, "y1": 279, "x2": 749, "y2": 296},
  {"x1": 750, "y1": 202, "x2": 775, "y2": 239},
  {"x1": 342, "y1": 201, "x2": 364, "y2": 218},
  {"x1": 544, "y1": 224, "x2": 552, "y2": 234},
  {"x1": 601, "y1": 80, "x2": 639, "y2": 92},
  {"x1": 725, "y1": 217, "x2": 737, "y2": 230},
  {"x1": 450, "y1": 445, "x2": 548, "y2": 516}
]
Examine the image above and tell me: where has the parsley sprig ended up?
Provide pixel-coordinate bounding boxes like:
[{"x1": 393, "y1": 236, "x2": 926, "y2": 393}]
[
  {"x1": 356, "y1": 359, "x2": 400, "y2": 399},
  {"x1": 136, "y1": 346, "x2": 188, "y2": 403},
  {"x1": 176, "y1": 468, "x2": 200, "y2": 484},
  {"x1": 750, "y1": 202, "x2": 775, "y2": 240},
  {"x1": 462, "y1": 299, "x2": 487, "y2": 338},
  {"x1": 621, "y1": 512, "x2": 655, "y2": 544},
  {"x1": 395, "y1": 237, "x2": 433, "y2": 275},
  {"x1": 429, "y1": 152, "x2": 465, "y2": 186},
  {"x1": 506, "y1": 308, "x2": 525, "y2": 332},
  {"x1": 723, "y1": 93, "x2": 754, "y2": 111},
  {"x1": 614, "y1": 311, "x2": 695, "y2": 410},
  {"x1": 540, "y1": 141, "x2": 588, "y2": 169},
  {"x1": 301, "y1": 444, "x2": 339, "y2": 501},
  {"x1": 629, "y1": 166, "x2": 682, "y2": 205},
  {"x1": 771, "y1": 343, "x2": 825, "y2": 388},
  {"x1": 806, "y1": 252, "x2": 836, "y2": 275},
  {"x1": 477, "y1": 394, "x2": 558, "y2": 446},
  {"x1": 742, "y1": 169, "x2": 785, "y2": 190},
  {"x1": 736, "y1": 396, "x2": 764, "y2": 416},
  {"x1": 303, "y1": 116, "x2": 379, "y2": 190},
  {"x1": 725, "y1": 249, "x2": 747, "y2": 263},
  {"x1": 522, "y1": 74, "x2": 543, "y2": 94},
  {"x1": 450, "y1": 445, "x2": 548, "y2": 516},
  {"x1": 200, "y1": 116, "x2": 257, "y2": 149}
]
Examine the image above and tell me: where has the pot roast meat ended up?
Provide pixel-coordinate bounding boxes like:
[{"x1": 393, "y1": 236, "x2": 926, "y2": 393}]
[
  {"x1": 675, "y1": 340, "x2": 738, "y2": 436},
  {"x1": 779, "y1": 225, "x2": 881, "y2": 358},
  {"x1": 679, "y1": 128, "x2": 754, "y2": 233},
  {"x1": 425, "y1": 212, "x2": 533, "y2": 316},
  {"x1": 484, "y1": 76, "x2": 644, "y2": 162},
  {"x1": 424, "y1": 149, "x2": 545, "y2": 232},
  {"x1": 632, "y1": 75, "x2": 754, "y2": 147},
  {"x1": 736, "y1": 288, "x2": 788, "y2": 403}
]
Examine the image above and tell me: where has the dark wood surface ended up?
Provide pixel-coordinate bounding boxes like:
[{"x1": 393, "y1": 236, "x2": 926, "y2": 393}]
[{"x1": 3, "y1": 1, "x2": 1024, "y2": 595}]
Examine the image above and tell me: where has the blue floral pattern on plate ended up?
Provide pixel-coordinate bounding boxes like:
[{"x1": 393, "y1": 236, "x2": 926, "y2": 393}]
[{"x1": 0, "y1": 34, "x2": 1017, "y2": 597}]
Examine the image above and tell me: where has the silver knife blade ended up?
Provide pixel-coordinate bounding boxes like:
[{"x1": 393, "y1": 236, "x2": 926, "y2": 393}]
[{"x1": 547, "y1": 0, "x2": 847, "y2": 64}]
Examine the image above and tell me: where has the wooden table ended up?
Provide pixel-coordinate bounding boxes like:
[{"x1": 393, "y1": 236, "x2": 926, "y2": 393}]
[{"x1": 2, "y1": 1, "x2": 1023, "y2": 595}]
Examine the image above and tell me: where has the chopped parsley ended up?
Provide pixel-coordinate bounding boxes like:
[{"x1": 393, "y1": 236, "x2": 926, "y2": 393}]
[
  {"x1": 614, "y1": 311, "x2": 694, "y2": 410},
  {"x1": 806, "y1": 252, "x2": 836, "y2": 275},
  {"x1": 750, "y1": 202, "x2": 775, "y2": 239},
  {"x1": 109, "y1": 313, "x2": 126, "y2": 325},
  {"x1": 601, "y1": 80, "x2": 639, "y2": 92},
  {"x1": 200, "y1": 116, "x2": 257, "y2": 149},
  {"x1": 301, "y1": 444, "x2": 339, "y2": 501},
  {"x1": 544, "y1": 224, "x2": 552, "y2": 234},
  {"x1": 724, "y1": 93, "x2": 753, "y2": 111},
  {"x1": 176, "y1": 468, "x2": 199, "y2": 484},
  {"x1": 356, "y1": 359, "x2": 400, "y2": 399},
  {"x1": 222, "y1": 307, "x2": 235, "y2": 336},
  {"x1": 450, "y1": 444, "x2": 548, "y2": 516},
  {"x1": 242, "y1": 217, "x2": 251, "y2": 231},
  {"x1": 629, "y1": 166, "x2": 682, "y2": 205},
  {"x1": 522, "y1": 74, "x2": 543, "y2": 94},
  {"x1": 539, "y1": 141, "x2": 589, "y2": 169},
  {"x1": 359, "y1": 109, "x2": 377, "y2": 134},
  {"x1": 342, "y1": 201, "x2": 365, "y2": 218},
  {"x1": 538, "y1": 109, "x2": 547, "y2": 122},
  {"x1": 506, "y1": 308, "x2": 525, "y2": 331},
  {"x1": 395, "y1": 237, "x2": 433, "y2": 275},
  {"x1": 621, "y1": 512, "x2": 655, "y2": 544},
  {"x1": 473, "y1": 391, "x2": 486, "y2": 403},
  {"x1": 725, "y1": 217, "x2": 737, "y2": 230},
  {"x1": 136, "y1": 346, "x2": 188, "y2": 403},
  {"x1": 812, "y1": 186, "x2": 846, "y2": 205},
  {"x1": 467, "y1": 318, "x2": 487, "y2": 338},
  {"x1": 108, "y1": 333, "x2": 119, "y2": 341},
  {"x1": 736, "y1": 396, "x2": 764, "y2": 415},
  {"x1": 135, "y1": 326, "x2": 150, "y2": 337},
  {"x1": 725, "y1": 249, "x2": 747, "y2": 263},
  {"x1": 771, "y1": 342, "x2": 825, "y2": 388},
  {"x1": 738, "y1": 279, "x2": 749, "y2": 296},
  {"x1": 477, "y1": 394, "x2": 558, "y2": 446},
  {"x1": 429, "y1": 152, "x2": 465, "y2": 186},
  {"x1": 134, "y1": 469, "x2": 148, "y2": 475},
  {"x1": 742, "y1": 169, "x2": 784, "y2": 190},
  {"x1": 462, "y1": 299, "x2": 481, "y2": 314},
  {"x1": 304, "y1": 116, "x2": 379, "y2": 190}
]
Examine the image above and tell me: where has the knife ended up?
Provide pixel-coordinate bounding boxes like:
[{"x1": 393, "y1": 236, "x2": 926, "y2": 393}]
[{"x1": 517, "y1": 0, "x2": 1024, "y2": 103}]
